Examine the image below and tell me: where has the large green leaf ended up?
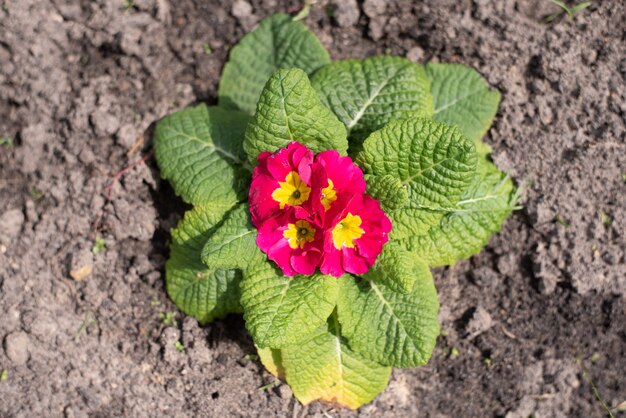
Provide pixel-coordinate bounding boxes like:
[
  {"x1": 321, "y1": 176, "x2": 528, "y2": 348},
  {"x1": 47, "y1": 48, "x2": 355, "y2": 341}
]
[
  {"x1": 357, "y1": 118, "x2": 477, "y2": 239},
  {"x1": 243, "y1": 68, "x2": 348, "y2": 163},
  {"x1": 387, "y1": 209, "x2": 444, "y2": 240},
  {"x1": 364, "y1": 244, "x2": 429, "y2": 294},
  {"x1": 219, "y1": 13, "x2": 331, "y2": 115},
  {"x1": 404, "y1": 157, "x2": 518, "y2": 266},
  {"x1": 364, "y1": 174, "x2": 408, "y2": 212},
  {"x1": 257, "y1": 346, "x2": 285, "y2": 379},
  {"x1": 201, "y1": 203, "x2": 263, "y2": 270},
  {"x1": 280, "y1": 315, "x2": 391, "y2": 409},
  {"x1": 166, "y1": 204, "x2": 243, "y2": 324},
  {"x1": 336, "y1": 274, "x2": 439, "y2": 368},
  {"x1": 240, "y1": 262, "x2": 340, "y2": 348},
  {"x1": 425, "y1": 63, "x2": 500, "y2": 154},
  {"x1": 154, "y1": 104, "x2": 250, "y2": 206},
  {"x1": 311, "y1": 56, "x2": 433, "y2": 149}
]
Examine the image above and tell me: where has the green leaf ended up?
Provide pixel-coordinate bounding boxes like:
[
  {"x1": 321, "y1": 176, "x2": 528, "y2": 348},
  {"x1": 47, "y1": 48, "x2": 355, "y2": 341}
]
[
  {"x1": 219, "y1": 13, "x2": 331, "y2": 115},
  {"x1": 166, "y1": 204, "x2": 243, "y2": 324},
  {"x1": 257, "y1": 346, "x2": 285, "y2": 379},
  {"x1": 201, "y1": 203, "x2": 263, "y2": 270},
  {"x1": 404, "y1": 157, "x2": 518, "y2": 266},
  {"x1": 336, "y1": 274, "x2": 440, "y2": 368},
  {"x1": 243, "y1": 68, "x2": 348, "y2": 163},
  {"x1": 281, "y1": 314, "x2": 391, "y2": 409},
  {"x1": 357, "y1": 118, "x2": 477, "y2": 240},
  {"x1": 425, "y1": 63, "x2": 500, "y2": 153},
  {"x1": 387, "y1": 209, "x2": 444, "y2": 240},
  {"x1": 311, "y1": 56, "x2": 433, "y2": 150},
  {"x1": 358, "y1": 118, "x2": 477, "y2": 208},
  {"x1": 240, "y1": 262, "x2": 340, "y2": 348},
  {"x1": 571, "y1": 1, "x2": 592, "y2": 14},
  {"x1": 364, "y1": 244, "x2": 429, "y2": 294},
  {"x1": 364, "y1": 174, "x2": 409, "y2": 211},
  {"x1": 155, "y1": 104, "x2": 251, "y2": 206}
]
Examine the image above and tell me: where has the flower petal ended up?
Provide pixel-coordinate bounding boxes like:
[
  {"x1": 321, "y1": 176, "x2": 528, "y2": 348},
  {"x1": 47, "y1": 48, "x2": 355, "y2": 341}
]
[
  {"x1": 291, "y1": 249, "x2": 321, "y2": 275},
  {"x1": 341, "y1": 247, "x2": 369, "y2": 275},
  {"x1": 316, "y1": 150, "x2": 366, "y2": 194},
  {"x1": 256, "y1": 217, "x2": 285, "y2": 252},
  {"x1": 355, "y1": 235, "x2": 384, "y2": 261},
  {"x1": 250, "y1": 174, "x2": 281, "y2": 226},
  {"x1": 320, "y1": 248, "x2": 344, "y2": 277},
  {"x1": 267, "y1": 239, "x2": 296, "y2": 276}
]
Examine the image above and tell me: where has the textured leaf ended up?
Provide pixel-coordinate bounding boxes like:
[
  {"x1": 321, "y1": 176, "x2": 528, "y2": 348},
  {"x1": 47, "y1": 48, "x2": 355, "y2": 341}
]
[
  {"x1": 404, "y1": 157, "x2": 518, "y2": 266},
  {"x1": 201, "y1": 203, "x2": 263, "y2": 270},
  {"x1": 155, "y1": 104, "x2": 251, "y2": 206},
  {"x1": 364, "y1": 244, "x2": 429, "y2": 294},
  {"x1": 425, "y1": 63, "x2": 500, "y2": 152},
  {"x1": 311, "y1": 56, "x2": 433, "y2": 149},
  {"x1": 337, "y1": 274, "x2": 439, "y2": 368},
  {"x1": 386, "y1": 209, "x2": 444, "y2": 240},
  {"x1": 219, "y1": 13, "x2": 331, "y2": 115},
  {"x1": 166, "y1": 204, "x2": 243, "y2": 324},
  {"x1": 281, "y1": 315, "x2": 391, "y2": 409},
  {"x1": 243, "y1": 68, "x2": 348, "y2": 163},
  {"x1": 240, "y1": 262, "x2": 340, "y2": 348},
  {"x1": 257, "y1": 346, "x2": 285, "y2": 380},
  {"x1": 364, "y1": 174, "x2": 408, "y2": 211},
  {"x1": 357, "y1": 118, "x2": 477, "y2": 240}
]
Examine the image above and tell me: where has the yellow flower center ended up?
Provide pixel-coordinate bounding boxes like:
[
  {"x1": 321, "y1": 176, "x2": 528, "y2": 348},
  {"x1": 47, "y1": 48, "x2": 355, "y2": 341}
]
[
  {"x1": 332, "y1": 213, "x2": 364, "y2": 250},
  {"x1": 283, "y1": 220, "x2": 316, "y2": 249},
  {"x1": 320, "y1": 179, "x2": 337, "y2": 210},
  {"x1": 271, "y1": 171, "x2": 311, "y2": 209}
]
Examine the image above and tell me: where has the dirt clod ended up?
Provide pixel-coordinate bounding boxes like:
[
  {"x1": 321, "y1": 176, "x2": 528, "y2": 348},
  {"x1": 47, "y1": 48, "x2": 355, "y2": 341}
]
[
  {"x1": 466, "y1": 306, "x2": 493, "y2": 339},
  {"x1": 0, "y1": 208, "x2": 25, "y2": 244},
  {"x1": 275, "y1": 382, "x2": 293, "y2": 399},
  {"x1": 4, "y1": 331, "x2": 30, "y2": 365},
  {"x1": 333, "y1": 0, "x2": 360, "y2": 27},
  {"x1": 161, "y1": 327, "x2": 183, "y2": 365},
  {"x1": 232, "y1": 0, "x2": 258, "y2": 31},
  {"x1": 363, "y1": 0, "x2": 387, "y2": 18}
]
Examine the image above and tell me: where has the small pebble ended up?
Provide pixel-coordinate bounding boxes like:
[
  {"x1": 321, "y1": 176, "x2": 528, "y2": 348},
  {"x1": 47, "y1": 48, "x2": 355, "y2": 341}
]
[
  {"x1": 117, "y1": 124, "x2": 139, "y2": 149},
  {"x1": 232, "y1": 0, "x2": 252, "y2": 19},
  {"x1": 4, "y1": 331, "x2": 30, "y2": 365},
  {"x1": 70, "y1": 248, "x2": 94, "y2": 281},
  {"x1": 406, "y1": 46, "x2": 425, "y2": 63}
]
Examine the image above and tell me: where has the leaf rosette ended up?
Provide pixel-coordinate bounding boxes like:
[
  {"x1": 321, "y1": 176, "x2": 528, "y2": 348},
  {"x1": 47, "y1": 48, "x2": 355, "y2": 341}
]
[{"x1": 154, "y1": 13, "x2": 517, "y2": 410}]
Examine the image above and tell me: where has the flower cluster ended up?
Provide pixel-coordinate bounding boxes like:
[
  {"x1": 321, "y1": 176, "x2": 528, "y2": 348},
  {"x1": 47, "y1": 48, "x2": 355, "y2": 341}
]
[{"x1": 249, "y1": 142, "x2": 391, "y2": 277}]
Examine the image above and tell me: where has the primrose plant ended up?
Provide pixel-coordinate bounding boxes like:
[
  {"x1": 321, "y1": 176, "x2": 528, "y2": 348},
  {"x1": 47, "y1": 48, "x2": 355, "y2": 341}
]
[{"x1": 154, "y1": 13, "x2": 517, "y2": 409}]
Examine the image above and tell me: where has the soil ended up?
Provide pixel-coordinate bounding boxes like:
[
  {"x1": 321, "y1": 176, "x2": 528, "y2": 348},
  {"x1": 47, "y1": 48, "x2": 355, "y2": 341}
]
[{"x1": 0, "y1": 1, "x2": 624, "y2": 417}]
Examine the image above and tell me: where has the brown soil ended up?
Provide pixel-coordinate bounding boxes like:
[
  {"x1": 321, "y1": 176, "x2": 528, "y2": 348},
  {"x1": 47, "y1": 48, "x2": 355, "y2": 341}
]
[{"x1": 0, "y1": 1, "x2": 624, "y2": 417}]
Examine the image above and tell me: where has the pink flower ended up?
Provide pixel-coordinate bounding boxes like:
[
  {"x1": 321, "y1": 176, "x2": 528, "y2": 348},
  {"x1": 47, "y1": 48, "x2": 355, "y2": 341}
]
[
  {"x1": 320, "y1": 194, "x2": 392, "y2": 277},
  {"x1": 249, "y1": 142, "x2": 391, "y2": 277},
  {"x1": 256, "y1": 212, "x2": 323, "y2": 276},
  {"x1": 310, "y1": 150, "x2": 366, "y2": 213},
  {"x1": 249, "y1": 142, "x2": 314, "y2": 227}
]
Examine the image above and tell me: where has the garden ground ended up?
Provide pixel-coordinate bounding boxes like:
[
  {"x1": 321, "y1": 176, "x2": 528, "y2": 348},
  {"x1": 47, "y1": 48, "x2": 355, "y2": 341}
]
[{"x1": 0, "y1": 0, "x2": 624, "y2": 417}]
